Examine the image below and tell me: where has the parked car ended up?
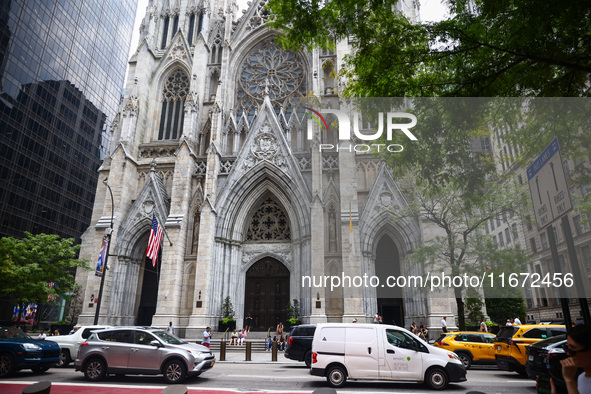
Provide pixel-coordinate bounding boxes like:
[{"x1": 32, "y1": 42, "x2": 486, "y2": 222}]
[
  {"x1": 0, "y1": 326, "x2": 60, "y2": 378},
  {"x1": 50, "y1": 325, "x2": 112, "y2": 367},
  {"x1": 310, "y1": 323, "x2": 466, "y2": 390},
  {"x1": 285, "y1": 324, "x2": 316, "y2": 367},
  {"x1": 74, "y1": 326, "x2": 215, "y2": 383},
  {"x1": 494, "y1": 324, "x2": 566, "y2": 376},
  {"x1": 433, "y1": 331, "x2": 496, "y2": 369}
]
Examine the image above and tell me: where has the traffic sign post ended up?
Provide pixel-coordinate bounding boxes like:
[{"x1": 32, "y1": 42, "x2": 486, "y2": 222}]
[
  {"x1": 527, "y1": 137, "x2": 590, "y2": 328},
  {"x1": 527, "y1": 138, "x2": 572, "y2": 229}
]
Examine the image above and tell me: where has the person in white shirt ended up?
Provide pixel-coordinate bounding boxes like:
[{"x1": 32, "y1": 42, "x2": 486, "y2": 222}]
[
  {"x1": 166, "y1": 321, "x2": 174, "y2": 335},
  {"x1": 506, "y1": 319, "x2": 512, "y2": 326},
  {"x1": 551, "y1": 324, "x2": 591, "y2": 394},
  {"x1": 513, "y1": 316, "x2": 522, "y2": 325},
  {"x1": 37, "y1": 330, "x2": 46, "y2": 340},
  {"x1": 441, "y1": 317, "x2": 447, "y2": 333}
]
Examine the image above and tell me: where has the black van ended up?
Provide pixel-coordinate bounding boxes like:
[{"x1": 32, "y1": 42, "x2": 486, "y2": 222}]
[{"x1": 284, "y1": 324, "x2": 316, "y2": 367}]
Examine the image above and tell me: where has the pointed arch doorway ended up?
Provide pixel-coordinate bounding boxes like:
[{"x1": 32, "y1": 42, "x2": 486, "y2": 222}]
[
  {"x1": 136, "y1": 250, "x2": 162, "y2": 326},
  {"x1": 244, "y1": 257, "x2": 290, "y2": 332},
  {"x1": 375, "y1": 235, "x2": 404, "y2": 327}
]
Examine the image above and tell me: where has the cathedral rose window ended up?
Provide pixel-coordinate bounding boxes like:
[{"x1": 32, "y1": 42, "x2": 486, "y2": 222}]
[{"x1": 236, "y1": 41, "x2": 306, "y2": 121}]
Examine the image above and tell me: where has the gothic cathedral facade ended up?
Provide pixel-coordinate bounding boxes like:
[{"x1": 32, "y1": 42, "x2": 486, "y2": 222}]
[{"x1": 76, "y1": 0, "x2": 456, "y2": 336}]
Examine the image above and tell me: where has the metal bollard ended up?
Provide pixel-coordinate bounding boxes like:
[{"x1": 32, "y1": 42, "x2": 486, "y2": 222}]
[
  {"x1": 272, "y1": 340, "x2": 277, "y2": 361},
  {"x1": 245, "y1": 341, "x2": 252, "y2": 361},
  {"x1": 220, "y1": 339, "x2": 226, "y2": 361}
]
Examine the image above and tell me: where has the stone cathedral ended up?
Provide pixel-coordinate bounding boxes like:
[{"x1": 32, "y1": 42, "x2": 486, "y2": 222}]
[{"x1": 76, "y1": 0, "x2": 456, "y2": 337}]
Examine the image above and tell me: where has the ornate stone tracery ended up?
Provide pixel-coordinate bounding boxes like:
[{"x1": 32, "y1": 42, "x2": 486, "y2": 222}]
[
  {"x1": 236, "y1": 41, "x2": 306, "y2": 120},
  {"x1": 245, "y1": 195, "x2": 291, "y2": 241}
]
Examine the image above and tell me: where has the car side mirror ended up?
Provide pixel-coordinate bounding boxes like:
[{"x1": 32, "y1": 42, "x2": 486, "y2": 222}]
[{"x1": 150, "y1": 340, "x2": 162, "y2": 347}]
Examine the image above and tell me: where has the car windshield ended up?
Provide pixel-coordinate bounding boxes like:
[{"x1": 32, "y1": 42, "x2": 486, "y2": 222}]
[
  {"x1": 496, "y1": 327, "x2": 517, "y2": 339},
  {"x1": 0, "y1": 326, "x2": 31, "y2": 339},
  {"x1": 152, "y1": 331, "x2": 186, "y2": 345}
]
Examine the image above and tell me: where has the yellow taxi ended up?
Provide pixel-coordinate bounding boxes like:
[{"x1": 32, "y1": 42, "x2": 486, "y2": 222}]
[
  {"x1": 433, "y1": 331, "x2": 496, "y2": 369},
  {"x1": 494, "y1": 324, "x2": 566, "y2": 376}
]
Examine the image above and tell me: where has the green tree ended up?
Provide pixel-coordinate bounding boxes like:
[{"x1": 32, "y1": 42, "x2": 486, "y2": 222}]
[
  {"x1": 486, "y1": 297, "x2": 527, "y2": 326},
  {"x1": 220, "y1": 296, "x2": 236, "y2": 323},
  {"x1": 0, "y1": 232, "x2": 89, "y2": 304},
  {"x1": 267, "y1": 0, "x2": 591, "y2": 97}
]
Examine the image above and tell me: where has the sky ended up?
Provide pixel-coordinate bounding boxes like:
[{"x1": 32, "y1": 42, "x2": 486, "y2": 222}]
[{"x1": 129, "y1": 0, "x2": 447, "y2": 58}]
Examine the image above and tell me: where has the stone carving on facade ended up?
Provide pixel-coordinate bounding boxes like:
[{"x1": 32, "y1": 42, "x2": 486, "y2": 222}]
[
  {"x1": 184, "y1": 91, "x2": 199, "y2": 113},
  {"x1": 241, "y1": 245, "x2": 292, "y2": 267},
  {"x1": 323, "y1": 154, "x2": 339, "y2": 170},
  {"x1": 122, "y1": 96, "x2": 138, "y2": 117},
  {"x1": 245, "y1": 195, "x2": 291, "y2": 241},
  {"x1": 139, "y1": 145, "x2": 177, "y2": 158},
  {"x1": 169, "y1": 45, "x2": 188, "y2": 61},
  {"x1": 243, "y1": 123, "x2": 287, "y2": 171}
]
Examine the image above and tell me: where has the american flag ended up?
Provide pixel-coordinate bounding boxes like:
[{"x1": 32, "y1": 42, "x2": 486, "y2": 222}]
[{"x1": 146, "y1": 213, "x2": 163, "y2": 267}]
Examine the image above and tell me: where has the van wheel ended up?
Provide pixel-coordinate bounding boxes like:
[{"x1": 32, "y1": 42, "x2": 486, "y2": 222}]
[
  {"x1": 425, "y1": 367, "x2": 449, "y2": 390},
  {"x1": 457, "y1": 352, "x2": 472, "y2": 369},
  {"x1": 304, "y1": 351, "x2": 312, "y2": 368},
  {"x1": 326, "y1": 365, "x2": 347, "y2": 388}
]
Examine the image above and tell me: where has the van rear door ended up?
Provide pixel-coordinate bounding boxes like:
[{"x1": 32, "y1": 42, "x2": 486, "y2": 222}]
[{"x1": 344, "y1": 326, "x2": 379, "y2": 379}]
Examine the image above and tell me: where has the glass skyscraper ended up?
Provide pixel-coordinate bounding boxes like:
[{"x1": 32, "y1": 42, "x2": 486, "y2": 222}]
[{"x1": 0, "y1": 0, "x2": 137, "y2": 239}]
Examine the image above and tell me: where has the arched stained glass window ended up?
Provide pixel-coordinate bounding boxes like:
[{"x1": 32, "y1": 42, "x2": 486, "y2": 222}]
[
  {"x1": 158, "y1": 69, "x2": 189, "y2": 140},
  {"x1": 245, "y1": 195, "x2": 291, "y2": 241},
  {"x1": 236, "y1": 41, "x2": 306, "y2": 122}
]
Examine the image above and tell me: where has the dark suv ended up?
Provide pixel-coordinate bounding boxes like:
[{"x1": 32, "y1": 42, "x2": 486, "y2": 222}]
[{"x1": 285, "y1": 324, "x2": 316, "y2": 367}]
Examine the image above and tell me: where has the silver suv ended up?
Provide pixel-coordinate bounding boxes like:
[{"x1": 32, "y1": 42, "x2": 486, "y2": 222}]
[{"x1": 74, "y1": 327, "x2": 215, "y2": 384}]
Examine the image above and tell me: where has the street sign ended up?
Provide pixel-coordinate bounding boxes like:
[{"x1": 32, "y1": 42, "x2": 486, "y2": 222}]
[{"x1": 527, "y1": 138, "x2": 572, "y2": 229}]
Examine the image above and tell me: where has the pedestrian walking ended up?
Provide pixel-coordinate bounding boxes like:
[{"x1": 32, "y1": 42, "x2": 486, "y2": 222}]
[
  {"x1": 441, "y1": 317, "x2": 448, "y2": 333},
  {"x1": 166, "y1": 321, "x2": 174, "y2": 335},
  {"x1": 202, "y1": 327, "x2": 211, "y2": 348}
]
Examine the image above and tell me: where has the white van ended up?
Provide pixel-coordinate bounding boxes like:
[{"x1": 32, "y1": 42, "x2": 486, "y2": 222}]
[{"x1": 310, "y1": 323, "x2": 467, "y2": 390}]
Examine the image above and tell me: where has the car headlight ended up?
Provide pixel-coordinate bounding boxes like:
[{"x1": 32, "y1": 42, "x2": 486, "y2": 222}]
[
  {"x1": 448, "y1": 352, "x2": 460, "y2": 361},
  {"x1": 21, "y1": 343, "x2": 42, "y2": 351}
]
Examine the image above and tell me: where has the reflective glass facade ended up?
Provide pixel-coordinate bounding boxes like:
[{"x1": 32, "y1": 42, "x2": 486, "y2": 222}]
[{"x1": 0, "y1": 0, "x2": 137, "y2": 239}]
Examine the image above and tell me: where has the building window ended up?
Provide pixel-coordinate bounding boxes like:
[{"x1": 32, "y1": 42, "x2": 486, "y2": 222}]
[
  {"x1": 540, "y1": 233, "x2": 549, "y2": 250},
  {"x1": 581, "y1": 245, "x2": 591, "y2": 271},
  {"x1": 573, "y1": 215, "x2": 584, "y2": 236},
  {"x1": 526, "y1": 215, "x2": 533, "y2": 231},
  {"x1": 512, "y1": 223, "x2": 518, "y2": 239},
  {"x1": 236, "y1": 40, "x2": 306, "y2": 122},
  {"x1": 245, "y1": 195, "x2": 291, "y2": 241},
  {"x1": 490, "y1": 218, "x2": 495, "y2": 231},
  {"x1": 496, "y1": 217, "x2": 501, "y2": 227},
  {"x1": 158, "y1": 69, "x2": 189, "y2": 140},
  {"x1": 499, "y1": 232, "x2": 505, "y2": 247},
  {"x1": 485, "y1": 222, "x2": 489, "y2": 235},
  {"x1": 530, "y1": 238, "x2": 537, "y2": 253},
  {"x1": 161, "y1": 16, "x2": 170, "y2": 49},
  {"x1": 505, "y1": 228, "x2": 512, "y2": 244}
]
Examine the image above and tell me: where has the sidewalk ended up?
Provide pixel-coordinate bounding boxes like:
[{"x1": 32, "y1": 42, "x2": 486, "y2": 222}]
[{"x1": 213, "y1": 348, "x2": 300, "y2": 364}]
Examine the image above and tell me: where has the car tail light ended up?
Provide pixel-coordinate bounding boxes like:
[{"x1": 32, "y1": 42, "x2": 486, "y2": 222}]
[
  {"x1": 80, "y1": 342, "x2": 89, "y2": 346},
  {"x1": 289, "y1": 337, "x2": 293, "y2": 346},
  {"x1": 509, "y1": 340, "x2": 523, "y2": 345},
  {"x1": 440, "y1": 341, "x2": 450, "y2": 346},
  {"x1": 312, "y1": 352, "x2": 317, "y2": 364}
]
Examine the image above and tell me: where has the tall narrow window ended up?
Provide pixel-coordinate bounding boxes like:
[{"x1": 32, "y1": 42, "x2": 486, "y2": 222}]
[
  {"x1": 161, "y1": 16, "x2": 170, "y2": 49},
  {"x1": 172, "y1": 15, "x2": 179, "y2": 36},
  {"x1": 198, "y1": 12, "x2": 204, "y2": 33},
  {"x1": 188, "y1": 14, "x2": 195, "y2": 45},
  {"x1": 158, "y1": 69, "x2": 189, "y2": 140}
]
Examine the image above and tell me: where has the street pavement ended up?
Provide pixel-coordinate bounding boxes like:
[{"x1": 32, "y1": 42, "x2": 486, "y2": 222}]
[{"x1": 0, "y1": 349, "x2": 538, "y2": 394}]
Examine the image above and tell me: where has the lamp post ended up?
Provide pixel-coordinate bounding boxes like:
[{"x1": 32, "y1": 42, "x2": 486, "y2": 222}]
[{"x1": 94, "y1": 178, "x2": 114, "y2": 325}]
